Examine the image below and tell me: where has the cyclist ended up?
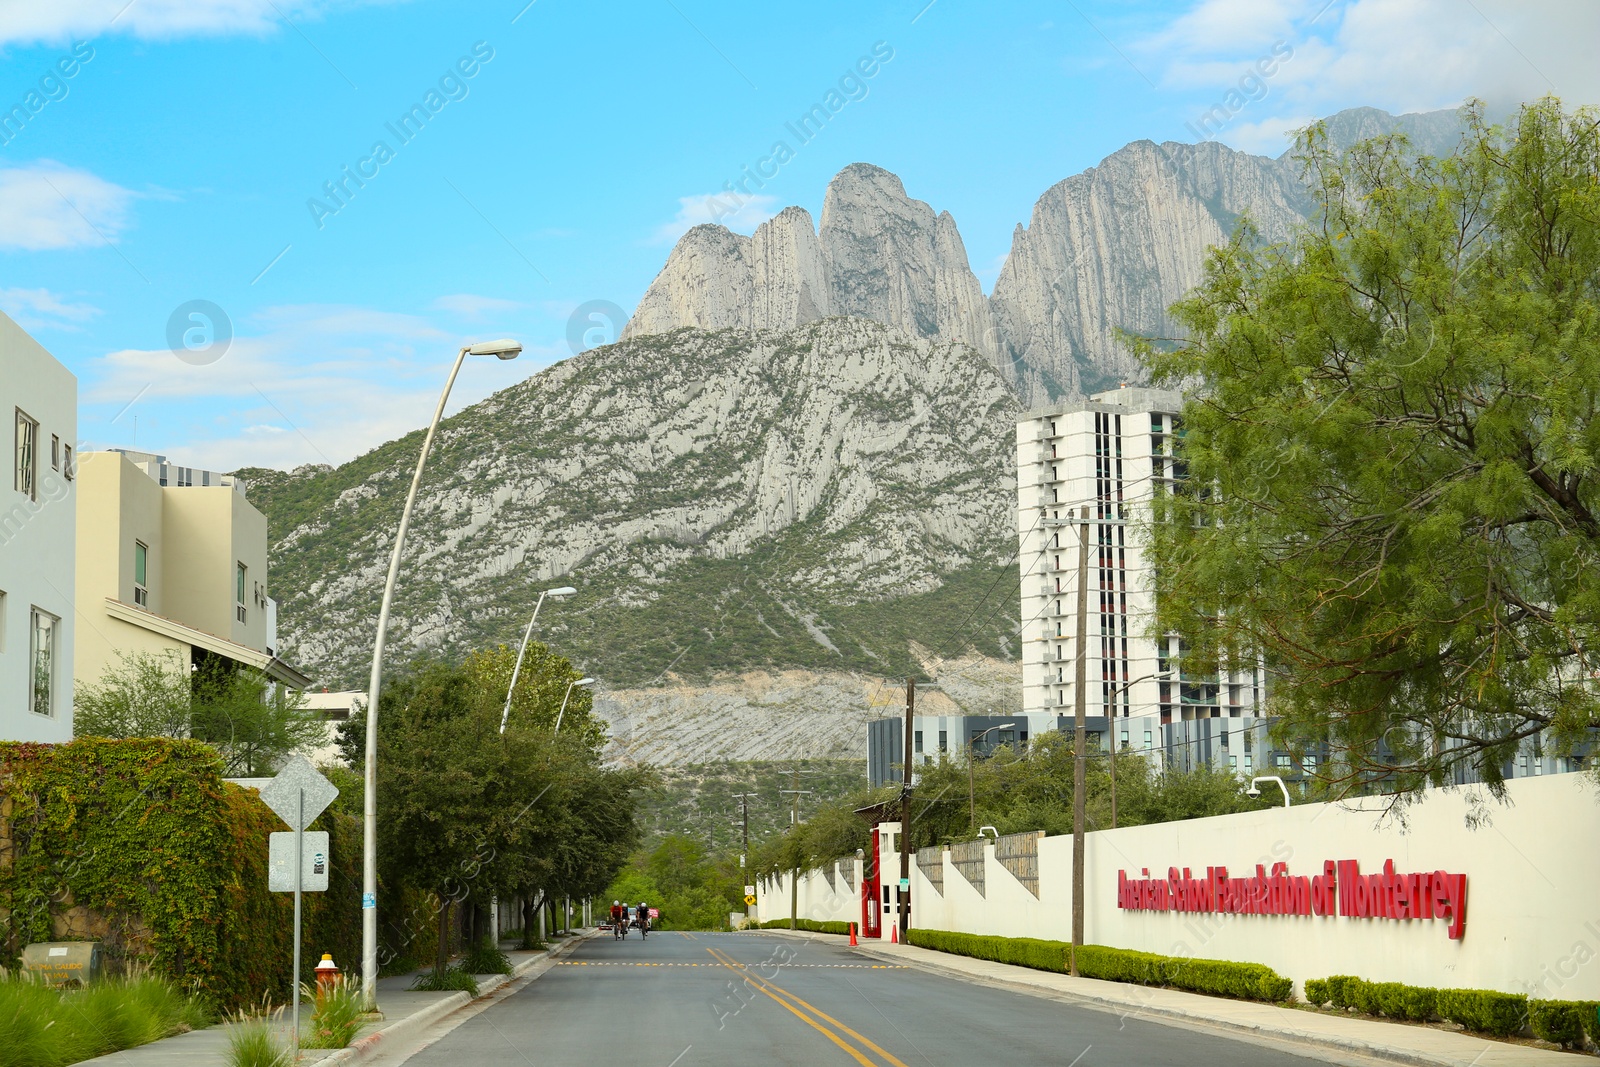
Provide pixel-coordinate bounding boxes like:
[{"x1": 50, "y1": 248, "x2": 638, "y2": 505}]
[
  {"x1": 638, "y1": 901, "x2": 650, "y2": 938},
  {"x1": 610, "y1": 900, "x2": 624, "y2": 939}
]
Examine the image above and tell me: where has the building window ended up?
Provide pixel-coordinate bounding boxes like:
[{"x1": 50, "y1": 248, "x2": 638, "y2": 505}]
[
  {"x1": 15, "y1": 409, "x2": 38, "y2": 500},
  {"x1": 134, "y1": 541, "x2": 149, "y2": 607},
  {"x1": 1143, "y1": 729, "x2": 1153, "y2": 747},
  {"x1": 50, "y1": 434, "x2": 59, "y2": 470},
  {"x1": 62, "y1": 444, "x2": 74, "y2": 480},
  {"x1": 236, "y1": 562, "x2": 248, "y2": 623},
  {"x1": 938, "y1": 729, "x2": 947, "y2": 752},
  {"x1": 1229, "y1": 754, "x2": 1238, "y2": 768},
  {"x1": 29, "y1": 608, "x2": 58, "y2": 717},
  {"x1": 914, "y1": 730, "x2": 923, "y2": 755}
]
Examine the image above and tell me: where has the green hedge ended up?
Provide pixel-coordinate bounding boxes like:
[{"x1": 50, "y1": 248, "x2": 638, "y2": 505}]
[
  {"x1": 1303, "y1": 973, "x2": 1583, "y2": 1042},
  {"x1": 758, "y1": 919, "x2": 853, "y2": 935},
  {"x1": 905, "y1": 929, "x2": 1293, "y2": 1003},
  {"x1": 0, "y1": 739, "x2": 364, "y2": 1011},
  {"x1": 1527, "y1": 1000, "x2": 1600, "y2": 1049}
]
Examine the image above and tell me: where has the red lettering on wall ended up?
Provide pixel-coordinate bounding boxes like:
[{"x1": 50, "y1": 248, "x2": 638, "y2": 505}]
[{"x1": 1116, "y1": 858, "x2": 1468, "y2": 940}]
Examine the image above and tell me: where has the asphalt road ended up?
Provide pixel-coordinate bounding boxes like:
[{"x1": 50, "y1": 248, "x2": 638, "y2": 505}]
[{"x1": 401, "y1": 931, "x2": 1336, "y2": 1067}]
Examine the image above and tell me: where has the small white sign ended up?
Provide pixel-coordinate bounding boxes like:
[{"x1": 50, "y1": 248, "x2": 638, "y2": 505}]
[{"x1": 269, "y1": 831, "x2": 330, "y2": 892}]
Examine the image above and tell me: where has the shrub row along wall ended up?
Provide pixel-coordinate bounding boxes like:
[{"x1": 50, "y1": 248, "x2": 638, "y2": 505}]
[
  {"x1": 0, "y1": 738, "x2": 363, "y2": 1010},
  {"x1": 906, "y1": 929, "x2": 1293, "y2": 1003},
  {"x1": 1305, "y1": 974, "x2": 1600, "y2": 1048}
]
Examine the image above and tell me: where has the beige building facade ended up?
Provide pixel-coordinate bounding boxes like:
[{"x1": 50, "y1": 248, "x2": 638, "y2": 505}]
[{"x1": 73, "y1": 450, "x2": 309, "y2": 696}]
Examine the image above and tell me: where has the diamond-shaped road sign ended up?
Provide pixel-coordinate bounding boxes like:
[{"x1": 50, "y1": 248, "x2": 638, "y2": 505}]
[{"x1": 259, "y1": 754, "x2": 339, "y2": 831}]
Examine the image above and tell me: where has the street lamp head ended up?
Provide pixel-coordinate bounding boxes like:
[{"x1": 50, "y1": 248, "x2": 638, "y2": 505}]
[
  {"x1": 1246, "y1": 786, "x2": 1262, "y2": 798},
  {"x1": 574, "y1": 677, "x2": 595, "y2": 687},
  {"x1": 546, "y1": 585, "x2": 578, "y2": 598},
  {"x1": 999, "y1": 722, "x2": 1015, "y2": 729},
  {"x1": 467, "y1": 338, "x2": 522, "y2": 359}
]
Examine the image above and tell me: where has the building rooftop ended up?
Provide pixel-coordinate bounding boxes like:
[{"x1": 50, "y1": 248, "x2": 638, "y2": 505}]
[
  {"x1": 1021, "y1": 384, "x2": 1184, "y2": 421},
  {"x1": 107, "y1": 449, "x2": 246, "y2": 494}
]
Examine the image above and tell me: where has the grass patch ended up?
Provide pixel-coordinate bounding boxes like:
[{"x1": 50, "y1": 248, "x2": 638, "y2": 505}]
[
  {"x1": 460, "y1": 938, "x2": 513, "y2": 976},
  {"x1": 0, "y1": 973, "x2": 211, "y2": 1067},
  {"x1": 226, "y1": 1007, "x2": 290, "y2": 1067},
  {"x1": 300, "y1": 978, "x2": 365, "y2": 1050},
  {"x1": 408, "y1": 965, "x2": 479, "y2": 996}
]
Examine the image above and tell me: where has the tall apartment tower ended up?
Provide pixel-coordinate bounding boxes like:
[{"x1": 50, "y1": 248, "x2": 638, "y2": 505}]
[{"x1": 1016, "y1": 386, "x2": 1264, "y2": 765}]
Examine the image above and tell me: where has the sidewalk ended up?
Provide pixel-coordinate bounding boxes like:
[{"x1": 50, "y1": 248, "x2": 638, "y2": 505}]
[
  {"x1": 79, "y1": 931, "x2": 595, "y2": 1066},
  {"x1": 756, "y1": 929, "x2": 1579, "y2": 1067}
]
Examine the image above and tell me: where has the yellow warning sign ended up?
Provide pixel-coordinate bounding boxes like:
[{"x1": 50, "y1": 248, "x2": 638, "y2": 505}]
[{"x1": 743, "y1": 894, "x2": 757, "y2": 906}]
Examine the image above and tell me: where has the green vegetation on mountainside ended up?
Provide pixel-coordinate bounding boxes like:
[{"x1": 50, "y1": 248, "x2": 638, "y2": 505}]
[
  {"x1": 235, "y1": 321, "x2": 1024, "y2": 689},
  {"x1": 635, "y1": 760, "x2": 866, "y2": 851}
]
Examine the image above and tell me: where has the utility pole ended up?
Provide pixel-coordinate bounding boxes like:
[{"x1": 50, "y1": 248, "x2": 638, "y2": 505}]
[
  {"x1": 1071, "y1": 504, "x2": 1090, "y2": 976},
  {"x1": 779, "y1": 775, "x2": 812, "y2": 930},
  {"x1": 899, "y1": 676, "x2": 915, "y2": 941},
  {"x1": 733, "y1": 792, "x2": 757, "y2": 920}
]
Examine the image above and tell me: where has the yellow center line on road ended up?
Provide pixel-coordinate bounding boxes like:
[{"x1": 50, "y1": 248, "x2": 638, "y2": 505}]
[
  {"x1": 705, "y1": 947, "x2": 911, "y2": 1067},
  {"x1": 681, "y1": 932, "x2": 699, "y2": 941}
]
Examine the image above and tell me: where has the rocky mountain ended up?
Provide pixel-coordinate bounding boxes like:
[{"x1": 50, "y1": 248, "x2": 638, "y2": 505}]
[
  {"x1": 247, "y1": 105, "x2": 1470, "y2": 764},
  {"x1": 245, "y1": 319, "x2": 1023, "y2": 707},
  {"x1": 626, "y1": 107, "x2": 1462, "y2": 405}
]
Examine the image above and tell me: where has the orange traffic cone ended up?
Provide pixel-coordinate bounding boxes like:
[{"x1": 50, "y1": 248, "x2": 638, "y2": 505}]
[
  {"x1": 849, "y1": 923, "x2": 857, "y2": 946},
  {"x1": 890, "y1": 922, "x2": 898, "y2": 944}
]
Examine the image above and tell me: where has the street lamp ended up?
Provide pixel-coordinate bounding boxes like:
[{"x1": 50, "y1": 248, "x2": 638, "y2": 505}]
[
  {"x1": 361, "y1": 337, "x2": 520, "y2": 1008},
  {"x1": 1105, "y1": 670, "x2": 1172, "y2": 829},
  {"x1": 553, "y1": 677, "x2": 595, "y2": 732},
  {"x1": 499, "y1": 586, "x2": 578, "y2": 734},
  {"x1": 968, "y1": 722, "x2": 1015, "y2": 832},
  {"x1": 1247, "y1": 775, "x2": 1292, "y2": 808}
]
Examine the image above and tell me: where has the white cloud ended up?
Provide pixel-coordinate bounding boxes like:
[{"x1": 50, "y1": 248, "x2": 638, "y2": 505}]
[
  {"x1": 0, "y1": 287, "x2": 99, "y2": 331},
  {"x1": 431, "y1": 293, "x2": 526, "y2": 319},
  {"x1": 1148, "y1": 0, "x2": 1600, "y2": 154},
  {"x1": 0, "y1": 0, "x2": 393, "y2": 46},
  {"x1": 652, "y1": 193, "x2": 779, "y2": 244},
  {"x1": 79, "y1": 301, "x2": 544, "y2": 471},
  {"x1": 0, "y1": 163, "x2": 136, "y2": 250}
]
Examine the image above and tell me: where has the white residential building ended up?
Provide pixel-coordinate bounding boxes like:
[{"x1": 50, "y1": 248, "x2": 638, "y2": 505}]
[
  {"x1": 1015, "y1": 386, "x2": 1265, "y2": 771},
  {"x1": 0, "y1": 313, "x2": 77, "y2": 741}
]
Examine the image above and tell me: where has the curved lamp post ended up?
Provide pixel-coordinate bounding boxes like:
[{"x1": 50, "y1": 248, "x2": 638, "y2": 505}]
[
  {"x1": 968, "y1": 722, "x2": 1014, "y2": 832},
  {"x1": 361, "y1": 338, "x2": 520, "y2": 1008},
  {"x1": 554, "y1": 677, "x2": 595, "y2": 732},
  {"x1": 499, "y1": 586, "x2": 577, "y2": 734},
  {"x1": 1105, "y1": 669, "x2": 1172, "y2": 829}
]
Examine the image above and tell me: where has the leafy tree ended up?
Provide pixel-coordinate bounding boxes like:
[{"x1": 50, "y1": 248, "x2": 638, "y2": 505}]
[
  {"x1": 1137, "y1": 98, "x2": 1600, "y2": 800},
  {"x1": 606, "y1": 836, "x2": 743, "y2": 930},
  {"x1": 73, "y1": 651, "x2": 191, "y2": 739},
  {"x1": 75, "y1": 651, "x2": 320, "y2": 776}
]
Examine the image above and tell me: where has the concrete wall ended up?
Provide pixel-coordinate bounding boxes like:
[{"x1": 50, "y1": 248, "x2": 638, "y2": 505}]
[
  {"x1": 766, "y1": 775, "x2": 1600, "y2": 1000},
  {"x1": 0, "y1": 313, "x2": 76, "y2": 741}
]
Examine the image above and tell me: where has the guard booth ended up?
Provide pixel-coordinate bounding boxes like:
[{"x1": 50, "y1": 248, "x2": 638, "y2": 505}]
[{"x1": 853, "y1": 801, "x2": 906, "y2": 938}]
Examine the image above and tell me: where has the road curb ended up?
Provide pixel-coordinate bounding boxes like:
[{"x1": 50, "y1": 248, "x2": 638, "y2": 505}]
[
  {"x1": 845, "y1": 943, "x2": 1561, "y2": 1067},
  {"x1": 319, "y1": 932, "x2": 594, "y2": 1066}
]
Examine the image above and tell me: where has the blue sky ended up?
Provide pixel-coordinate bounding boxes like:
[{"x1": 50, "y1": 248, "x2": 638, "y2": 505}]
[{"x1": 1, "y1": 0, "x2": 1592, "y2": 470}]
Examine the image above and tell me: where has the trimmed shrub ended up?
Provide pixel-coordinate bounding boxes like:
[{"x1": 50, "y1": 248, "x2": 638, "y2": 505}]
[
  {"x1": 1324, "y1": 975, "x2": 1358, "y2": 1010},
  {"x1": 1438, "y1": 988, "x2": 1528, "y2": 1038},
  {"x1": 1347, "y1": 978, "x2": 1378, "y2": 1015},
  {"x1": 1528, "y1": 1000, "x2": 1598, "y2": 1049},
  {"x1": 1400, "y1": 986, "x2": 1439, "y2": 1022},
  {"x1": 905, "y1": 930, "x2": 1293, "y2": 1003},
  {"x1": 1303, "y1": 979, "x2": 1330, "y2": 1007}
]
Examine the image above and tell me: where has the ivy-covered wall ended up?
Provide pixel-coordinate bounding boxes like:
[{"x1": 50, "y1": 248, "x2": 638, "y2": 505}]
[{"x1": 0, "y1": 738, "x2": 365, "y2": 1009}]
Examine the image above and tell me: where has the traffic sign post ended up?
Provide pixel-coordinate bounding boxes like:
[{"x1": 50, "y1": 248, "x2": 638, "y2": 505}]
[{"x1": 260, "y1": 756, "x2": 339, "y2": 1062}]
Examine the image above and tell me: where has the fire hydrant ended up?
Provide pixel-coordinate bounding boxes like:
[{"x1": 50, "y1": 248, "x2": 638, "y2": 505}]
[{"x1": 315, "y1": 953, "x2": 341, "y2": 999}]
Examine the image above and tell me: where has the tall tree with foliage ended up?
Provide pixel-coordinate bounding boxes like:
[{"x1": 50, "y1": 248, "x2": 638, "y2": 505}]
[
  {"x1": 75, "y1": 651, "x2": 320, "y2": 776},
  {"x1": 1138, "y1": 98, "x2": 1600, "y2": 800}
]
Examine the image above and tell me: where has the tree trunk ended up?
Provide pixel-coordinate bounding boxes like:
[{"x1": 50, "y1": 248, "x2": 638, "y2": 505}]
[{"x1": 435, "y1": 898, "x2": 452, "y2": 976}]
